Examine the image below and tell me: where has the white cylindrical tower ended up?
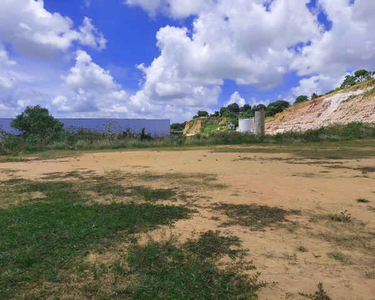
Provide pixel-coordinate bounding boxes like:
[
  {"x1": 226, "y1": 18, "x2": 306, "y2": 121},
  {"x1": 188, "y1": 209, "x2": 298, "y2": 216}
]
[{"x1": 239, "y1": 118, "x2": 254, "y2": 133}]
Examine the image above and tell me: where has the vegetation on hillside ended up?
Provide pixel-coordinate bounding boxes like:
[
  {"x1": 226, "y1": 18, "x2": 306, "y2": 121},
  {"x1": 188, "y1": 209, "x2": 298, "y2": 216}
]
[
  {"x1": 1, "y1": 107, "x2": 375, "y2": 156},
  {"x1": 293, "y1": 69, "x2": 375, "y2": 106},
  {"x1": 173, "y1": 69, "x2": 375, "y2": 132}
]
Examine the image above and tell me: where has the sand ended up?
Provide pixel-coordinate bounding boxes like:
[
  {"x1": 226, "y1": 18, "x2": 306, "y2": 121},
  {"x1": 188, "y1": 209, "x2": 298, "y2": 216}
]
[{"x1": 1, "y1": 147, "x2": 375, "y2": 299}]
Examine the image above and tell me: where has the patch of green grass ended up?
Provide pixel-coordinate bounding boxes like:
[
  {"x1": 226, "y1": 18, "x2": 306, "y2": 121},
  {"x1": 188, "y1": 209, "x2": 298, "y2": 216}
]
[
  {"x1": 0, "y1": 178, "x2": 29, "y2": 186},
  {"x1": 136, "y1": 172, "x2": 227, "y2": 191},
  {"x1": 357, "y1": 198, "x2": 370, "y2": 203},
  {"x1": 0, "y1": 186, "x2": 192, "y2": 299},
  {"x1": 121, "y1": 231, "x2": 264, "y2": 299},
  {"x1": 299, "y1": 283, "x2": 332, "y2": 300},
  {"x1": 137, "y1": 172, "x2": 217, "y2": 183},
  {"x1": 212, "y1": 203, "x2": 300, "y2": 230},
  {"x1": 141, "y1": 187, "x2": 177, "y2": 202},
  {"x1": 368, "y1": 205, "x2": 375, "y2": 212},
  {"x1": 182, "y1": 230, "x2": 246, "y2": 261},
  {"x1": 0, "y1": 156, "x2": 29, "y2": 163},
  {"x1": 93, "y1": 182, "x2": 177, "y2": 201},
  {"x1": 327, "y1": 251, "x2": 352, "y2": 265},
  {"x1": 41, "y1": 170, "x2": 95, "y2": 180},
  {"x1": 0, "y1": 168, "x2": 19, "y2": 174},
  {"x1": 202, "y1": 123, "x2": 220, "y2": 136}
]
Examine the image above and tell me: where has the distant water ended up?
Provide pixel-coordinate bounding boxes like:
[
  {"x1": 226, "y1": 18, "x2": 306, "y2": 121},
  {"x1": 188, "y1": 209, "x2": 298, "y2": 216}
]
[{"x1": 0, "y1": 119, "x2": 170, "y2": 137}]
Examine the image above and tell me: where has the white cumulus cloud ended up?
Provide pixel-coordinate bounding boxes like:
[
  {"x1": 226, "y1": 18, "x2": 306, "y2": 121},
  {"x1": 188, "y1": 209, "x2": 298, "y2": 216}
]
[
  {"x1": 52, "y1": 50, "x2": 129, "y2": 114},
  {"x1": 0, "y1": 0, "x2": 106, "y2": 57},
  {"x1": 225, "y1": 92, "x2": 246, "y2": 107}
]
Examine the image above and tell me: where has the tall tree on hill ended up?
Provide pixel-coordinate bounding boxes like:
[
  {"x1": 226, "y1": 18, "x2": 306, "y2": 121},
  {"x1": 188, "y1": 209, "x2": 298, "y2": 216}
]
[
  {"x1": 227, "y1": 103, "x2": 240, "y2": 113},
  {"x1": 252, "y1": 104, "x2": 266, "y2": 112},
  {"x1": 265, "y1": 100, "x2": 290, "y2": 117},
  {"x1": 354, "y1": 69, "x2": 371, "y2": 82},
  {"x1": 311, "y1": 93, "x2": 319, "y2": 100},
  {"x1": 240, "y1": 104, "x2": 251, "y2": 113},
  {"x1": 197, "y1": 111, "x2": 209, "y2": 117},
  {"x1": 340, "y1": 75, "x2": 357, "y2": 89},
  {"x1": 294, "y1": 95, "x2": 309, "y2": 105},
  {"x1": 220, "y1": 107, "x2": 229, "y2": 117}
]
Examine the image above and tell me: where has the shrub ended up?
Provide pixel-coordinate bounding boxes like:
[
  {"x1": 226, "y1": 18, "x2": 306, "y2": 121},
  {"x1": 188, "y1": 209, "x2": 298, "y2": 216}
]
[{"x1": 11, "y1": 105, "x2": 64, "y2": 142}]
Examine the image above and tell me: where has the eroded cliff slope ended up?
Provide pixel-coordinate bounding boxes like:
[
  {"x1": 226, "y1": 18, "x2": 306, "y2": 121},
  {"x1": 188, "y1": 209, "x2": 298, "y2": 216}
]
[{"x1": 266, "y1": 80, "x2": 375, "y2": 134}]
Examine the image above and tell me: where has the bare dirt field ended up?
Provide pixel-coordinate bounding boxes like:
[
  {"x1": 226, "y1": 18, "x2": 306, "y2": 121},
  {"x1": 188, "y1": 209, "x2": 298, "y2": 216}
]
[{"x1": 1, "y1": 146, "x2": 375, "y2": 299}]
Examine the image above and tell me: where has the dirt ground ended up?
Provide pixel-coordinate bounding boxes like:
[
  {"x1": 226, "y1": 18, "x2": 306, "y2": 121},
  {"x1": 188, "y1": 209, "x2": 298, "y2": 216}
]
[{"x1": 1, "y1": 147, "x2": 375, "y2": 300}]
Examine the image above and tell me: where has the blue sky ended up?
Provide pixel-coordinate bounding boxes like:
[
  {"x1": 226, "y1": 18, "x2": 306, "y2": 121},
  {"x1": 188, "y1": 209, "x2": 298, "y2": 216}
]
[{"x1": 0, "y1": 0, "x2": 374, "y2": 122}]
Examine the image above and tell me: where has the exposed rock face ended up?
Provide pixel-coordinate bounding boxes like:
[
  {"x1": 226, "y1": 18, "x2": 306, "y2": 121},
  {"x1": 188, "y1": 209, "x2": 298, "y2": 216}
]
[
  {"x1": 266, "y1": 81, "x2": 375, "y2": 134},
  {"x1": 183, "y1": 119, "x2": 204, "y2": 135},
  {"x1": 183, "y1": 117, "x2": 223, "y2": 135}
]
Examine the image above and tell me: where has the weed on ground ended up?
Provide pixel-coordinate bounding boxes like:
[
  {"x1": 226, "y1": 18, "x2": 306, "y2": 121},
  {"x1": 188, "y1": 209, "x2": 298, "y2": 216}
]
[
  {"x1": 357, "y1": 198, "x2": 370, "y2": 203},
  {"x1": 327, "y1": 251, "x2": 352, "y2": 265},
  {"x1": 212, "y1": 203, "x2": 300, "y2": 230},
  {"x1": 309, "y1": 211, "x2": 375, "y2": 254},
  {"x1": 299, "y1": 283, "x2": 332, "y2": 300},
  {"x1": 297, "y1": 245, "x2": 308, "y2": 252},
  {"x1": 328, "y1": 210, "x2": 352, "y2": 222},
  {"x1": 326, "y1": 165, "x2": 375, "y2": 173}
]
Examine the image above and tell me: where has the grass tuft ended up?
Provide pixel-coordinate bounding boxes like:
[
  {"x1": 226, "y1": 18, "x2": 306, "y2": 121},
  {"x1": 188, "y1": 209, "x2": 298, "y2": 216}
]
[
  {"x1": 297, "y1": 245, "x2": 308, "y2": 252},
  {"x1": 299, "y1": 283, "x2": 332, "y2": 300},
  {"x1": 327, "y1": 251, "x2": 352, "y2": 265},
  {"x1": 357, "y1": 198, "x2": 370, "y2": 203},
  {"x1": 122, "y1": 231, "x2": 265, "y2": 299},
  {"x1": 212, "y1": 203, "x2": 300, "y2": 230},
  {"x1": 328, "y1": 210, "x2": 352, "y2": 222}
]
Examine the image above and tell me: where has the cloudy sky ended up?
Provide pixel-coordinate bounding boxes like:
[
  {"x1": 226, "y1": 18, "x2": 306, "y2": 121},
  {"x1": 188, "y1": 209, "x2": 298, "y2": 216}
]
[{"x1": 0, "y1": 0, "x2": 374, "y2": 122}]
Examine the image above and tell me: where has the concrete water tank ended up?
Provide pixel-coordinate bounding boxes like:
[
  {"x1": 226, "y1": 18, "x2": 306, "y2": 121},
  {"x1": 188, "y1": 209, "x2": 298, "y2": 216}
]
[{"x1": 239, "y1": 118, "x2": 254, "y2": 133}]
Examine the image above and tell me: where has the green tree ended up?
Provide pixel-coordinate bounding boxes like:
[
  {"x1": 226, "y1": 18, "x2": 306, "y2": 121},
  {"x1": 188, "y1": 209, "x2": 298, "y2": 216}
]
[
  {"x1": 227, "y1": 103, "x2": 240, "y2": 113},
  {"x1": 214, "y1": 111, "x2": 220, "y2": 117},
  {"x1": 242, "y1": 110, "x2": 254, "y2": 118},
  {"x1": 354, "y1": 69, "x2": 371, "y2": 82},
  {"x1": 252, "y1": 104, "x2": 266, "y2": 113},
  {"x1": 340, "y1": 75, "x2": 357, "y2": 89},
  {"x1": 265, "y1": 100, "x2": 290, "y2": 117},
  {"x1": 197, "y1": 111, "x2": 209, "y2": 117},
  {"x1": 311, "y1": 93, "x2": 319, "y2": 100},
  {"x1": 240, "y1": 104, "x2": 251, "y2": 113},
  {"x1": 11, "y1": 105, "x2": 64, "y2": 140},
  {"x1": 170, "y1": 122, "x2": 186, "y2": 131},
  {"x1": 294, "y1": 95, "x2": 309, "y2": 105},
  {"x1": 220, "y1": 107, "x2": 229, "y2": 116}
]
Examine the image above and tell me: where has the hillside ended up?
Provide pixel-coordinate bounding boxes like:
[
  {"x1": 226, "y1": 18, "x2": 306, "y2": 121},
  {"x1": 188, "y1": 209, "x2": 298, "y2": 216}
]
[
  {"x1": 266, "y1": 80, "x2": 375, "y2": 134},
  {"x1": 183, "y1": 117, "x2": 228, "y2": 135}
]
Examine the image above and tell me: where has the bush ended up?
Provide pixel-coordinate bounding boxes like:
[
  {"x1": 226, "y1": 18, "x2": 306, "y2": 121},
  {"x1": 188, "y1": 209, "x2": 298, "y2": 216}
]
[{"x1": 11, "y1": 105, "x2": 64, "y2": 142}]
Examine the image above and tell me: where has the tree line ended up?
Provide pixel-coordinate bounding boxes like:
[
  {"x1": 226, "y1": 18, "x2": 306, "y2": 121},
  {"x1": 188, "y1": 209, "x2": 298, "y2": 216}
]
[
  {"x1": 294, "y1": 69, "x2": 375, "y2": 106},
  {"x1": 171, "y1": 68, "x2": 374, "y2": 131}
]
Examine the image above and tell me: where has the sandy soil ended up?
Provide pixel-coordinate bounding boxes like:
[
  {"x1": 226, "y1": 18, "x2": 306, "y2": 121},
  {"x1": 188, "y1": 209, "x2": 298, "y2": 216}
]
[{"x1": 1, "y1": 147, "x2": 375, "y2": 300}]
